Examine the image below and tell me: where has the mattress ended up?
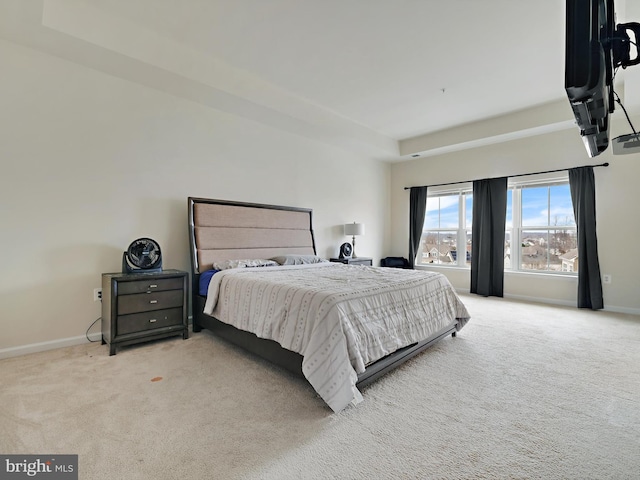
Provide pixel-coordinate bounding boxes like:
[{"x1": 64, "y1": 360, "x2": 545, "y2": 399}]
[{"x1": 204, "y1": 262, "x2": 470, "y2": 412}]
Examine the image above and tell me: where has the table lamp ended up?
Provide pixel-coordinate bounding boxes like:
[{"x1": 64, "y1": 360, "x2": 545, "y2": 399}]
[{"x1": 344, "y1": 222, "x2": 365, "y2": 258}]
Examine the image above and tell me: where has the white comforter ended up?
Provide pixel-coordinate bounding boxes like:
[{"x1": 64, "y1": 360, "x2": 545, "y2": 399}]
[{"x1": 204, "y1": 263, "x2": 470, "y2": 412}]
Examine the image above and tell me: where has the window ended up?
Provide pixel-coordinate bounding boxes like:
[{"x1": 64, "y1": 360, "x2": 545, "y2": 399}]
[
  {"x1": 416, "y1": 174, "x2": 577, "y2": 275},
  {"x1": 507, "y1": 176, "x2": 577, "y2": 274},
  {"x1": 416, "y1": 187, "x2": 472, "y2": 267}
]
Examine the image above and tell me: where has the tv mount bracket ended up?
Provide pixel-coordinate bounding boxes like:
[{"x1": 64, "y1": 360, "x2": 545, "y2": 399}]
[{"x1": 611, "y1": 22, "x2": 640, "y2": 69}]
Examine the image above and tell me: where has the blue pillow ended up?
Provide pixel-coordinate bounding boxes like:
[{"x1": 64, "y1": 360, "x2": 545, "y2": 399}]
[{"x1": 199, "y1": 269, "x2": 220, "y2": 296}]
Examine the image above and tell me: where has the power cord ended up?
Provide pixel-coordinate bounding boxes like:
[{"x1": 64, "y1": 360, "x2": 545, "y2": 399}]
[
  {"x1": 86, "y1": 317, "x2": 101, "y2": 342},
  {"x1": 613, "y1": 91, "x2": 638, "y2": 135},
  {"x1": 611, "y1": 63, "x2": 638, "y2": 136}
]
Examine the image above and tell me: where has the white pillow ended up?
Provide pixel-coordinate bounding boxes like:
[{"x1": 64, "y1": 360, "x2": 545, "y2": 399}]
[
  {"x1": 270, "y1": 254, "x2": 328, "y2": 265},
  {"x1": 213, "y1": 259, "x2": 278, "y2": 270}
]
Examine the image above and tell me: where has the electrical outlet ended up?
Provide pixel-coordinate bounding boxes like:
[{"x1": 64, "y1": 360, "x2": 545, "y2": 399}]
[
  {"x1": 94, "y1": 288, "x2": 102, "y2": 302},
  {"x1": 603, "y1": 274, "x2": 612, "y2": 284}
]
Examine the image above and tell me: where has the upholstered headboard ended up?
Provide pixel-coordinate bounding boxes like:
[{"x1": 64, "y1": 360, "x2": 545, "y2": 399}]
[{"x1": 188, "y1": 197, "x2": 317, "y2": 274}]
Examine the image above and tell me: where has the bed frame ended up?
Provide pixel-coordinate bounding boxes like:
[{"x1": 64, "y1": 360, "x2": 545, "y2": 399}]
[{"x1": 188, "y1": 197, "x2": 457, "y2": 389}]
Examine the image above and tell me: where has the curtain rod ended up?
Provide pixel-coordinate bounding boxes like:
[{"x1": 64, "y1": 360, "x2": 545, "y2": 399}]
[{"x1": 403, "y1": 162, "x2": 609, "y2": 190}]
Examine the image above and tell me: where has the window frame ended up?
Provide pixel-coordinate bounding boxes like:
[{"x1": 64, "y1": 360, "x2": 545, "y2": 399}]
[
  {"x1": 507, "y1": 173, "x2": 577, "y2": 276},
  {"x1": 415, "y1": 173, "x2": 578, "y2": 277},
  {"x1": 416, "y1": 184, "x2": 472, "y2": 268}
]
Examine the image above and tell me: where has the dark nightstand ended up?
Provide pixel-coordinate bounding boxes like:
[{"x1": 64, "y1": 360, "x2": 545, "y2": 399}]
[
  {"x1": 330, "y1": 257, "x2": 373, "y2": 266},
  {"x1": 101, "y1": 269, "x2": 188, "y2": 355}
]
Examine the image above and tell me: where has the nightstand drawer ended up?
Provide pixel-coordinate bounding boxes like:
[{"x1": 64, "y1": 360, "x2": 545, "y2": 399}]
[
  {"x1": 118, "y1": 277, "x2": 184, "y2": 295},
  {"x1": 118, "y1": 290, "x2": 184, "y2": 315},
  {"x1": 117, "y1": 307, "x2": 184, "y2": 335}
]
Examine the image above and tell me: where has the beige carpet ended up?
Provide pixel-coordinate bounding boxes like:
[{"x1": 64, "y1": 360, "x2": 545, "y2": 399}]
[{"x1": 1, "y1": 294, "x2": 639, "y2": 480}]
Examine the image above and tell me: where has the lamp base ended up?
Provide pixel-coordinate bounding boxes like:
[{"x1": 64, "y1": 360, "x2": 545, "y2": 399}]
[{"x1": 351, "y1": 235, "x2": 358, "y2": 258}]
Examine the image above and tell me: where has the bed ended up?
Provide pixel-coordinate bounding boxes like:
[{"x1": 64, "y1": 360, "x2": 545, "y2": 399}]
[{"x1": 188, "y1": 197, "x2": 470, "y2": 412}]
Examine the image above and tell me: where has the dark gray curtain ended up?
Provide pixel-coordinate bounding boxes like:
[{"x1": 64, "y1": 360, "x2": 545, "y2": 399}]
[
  {"x1": 471, "y1": 177, "x2": 508, "y2": 297},
  {"x1": 569, "y1": 167, "x2": 604, "y2": 310},
  {"x1": 409, "y1": 186, "x2": 428, "y2": 269}
]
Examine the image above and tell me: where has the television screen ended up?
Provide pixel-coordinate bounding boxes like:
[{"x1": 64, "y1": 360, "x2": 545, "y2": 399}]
[{"x1": 565, "y1": 0, "x2": 615, "y2": 157}]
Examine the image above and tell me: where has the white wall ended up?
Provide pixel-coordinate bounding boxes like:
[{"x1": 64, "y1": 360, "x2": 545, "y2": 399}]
[
  {"x1": 3, "y1": 27, "x2": 638, "y2": 358},
  {"x1": 0, "y1": 39, "x2": 390, "y2": 354},
  {"x1": 390, "y1": 118, "x2": 640, "y2": 313}
]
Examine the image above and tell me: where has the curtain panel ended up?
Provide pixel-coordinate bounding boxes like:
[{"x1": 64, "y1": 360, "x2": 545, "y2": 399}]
[
  {"x1": 569, "y1": 167, "x2": 604, "y2": 310},
  {"x1": 409, "y1": 186, "x2": 428, "y2": 269},
  {"x1": 471, "y1": 177, "x2": 508, "y2": 297}
]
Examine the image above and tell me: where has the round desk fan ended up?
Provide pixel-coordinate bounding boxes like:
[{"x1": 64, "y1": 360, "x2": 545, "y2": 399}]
[{"x1": 122, "y1": 238, "x2": 163, "y2": 273}]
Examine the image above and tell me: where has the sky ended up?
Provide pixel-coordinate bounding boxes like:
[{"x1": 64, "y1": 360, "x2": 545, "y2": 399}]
[{"x1": 424, "y1": 184, "x2": 576, "y2": 231}]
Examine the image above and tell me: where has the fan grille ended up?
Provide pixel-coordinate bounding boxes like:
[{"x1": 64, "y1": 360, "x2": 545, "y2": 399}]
[{"x1": 127, "y1": 238, "x2": 161, "y2": 269}]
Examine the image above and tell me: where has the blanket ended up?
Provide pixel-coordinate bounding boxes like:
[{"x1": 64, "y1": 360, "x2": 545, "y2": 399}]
[{"x1": 204, "y1": 263, "x2": 470, "y2": 412}]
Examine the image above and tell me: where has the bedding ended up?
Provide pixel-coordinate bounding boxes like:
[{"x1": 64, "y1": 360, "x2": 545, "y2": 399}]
[
  {"x1": 198, "y1": 269, "x2": 219, "y2": 296},
  {"x1": 213, "y1": 258, "x2": 278, "y2": 270},
  {"x1": 203, "y1": 262, "x2": 470, "y2": 412},
  {"x1": 270, "y1": 254, "x2": 328, "y2": 265}
]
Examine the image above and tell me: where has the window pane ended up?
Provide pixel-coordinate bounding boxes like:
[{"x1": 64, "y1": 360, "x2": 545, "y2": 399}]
[
  {"x1": 551, "y1": 229, "x2": 578, "y2": 269},
  {"x1": 521, "y1": 230, "x2": 549, "y2": 270},
  {"x1": 424, "y1": 197, "x2": 440, "y2": 228},
  {"x1": 439, "y1": 195, "x2": 460, "y2": 228},
  {"x1": 425, "y1": 195, "x2": 460, "y2": 229},
  {"x1": 549, "y1": 184, "x2": 575, "y2": 226},
  {"x1": 421, "y1": 231, "x2": 457, "y2": 265},
  {"x1": 558, "y1": 232, "x2": 579, "y2": 272},
  {"x1": 419, "y1": 191, "x2": 471, "y2": 268},
  {"x1": 520, "y1": 229, "x2": 577, "y2": 271},
  {"x1": 522, "y1": 186, "x2": 549, "y2": 227}
]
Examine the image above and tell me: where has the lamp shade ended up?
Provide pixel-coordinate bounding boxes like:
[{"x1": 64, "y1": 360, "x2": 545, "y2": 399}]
[{"x1": 344, "y1": 222, "x2": 365, "y2": 236}]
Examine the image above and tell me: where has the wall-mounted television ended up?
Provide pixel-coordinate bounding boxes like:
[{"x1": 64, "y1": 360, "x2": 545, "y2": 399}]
[{"x1": 565, "y1": 0, "x2": 640, "y2": 157}]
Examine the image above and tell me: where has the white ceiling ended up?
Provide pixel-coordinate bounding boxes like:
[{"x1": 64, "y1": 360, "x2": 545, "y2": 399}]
[
  {"x1": 87, "y1": 0, "x2": 567, "y2": 140},
  {"x1": 1, "y1": 0, "x2": 638, "y2": 160}
]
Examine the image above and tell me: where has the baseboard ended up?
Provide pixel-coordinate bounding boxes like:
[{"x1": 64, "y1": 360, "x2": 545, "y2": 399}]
[
  {"x1": 501, "y1": 293, "x2": 640, "y2": 316},
  {"x1": 0, "y1": 316, "x2": 194, "y2": 360},
  {"x1": 502, "y1": 293, "x2": 576, "y2": 308},
  {"x1": 601, "y1": 304, "x2": 640, "y2": 315},
  {"x1": 0, "y1": 333, "x2": 102, "y2": 360},
  {"x1": 456, "y1": 289, "x2": 640, "y2": 315}
]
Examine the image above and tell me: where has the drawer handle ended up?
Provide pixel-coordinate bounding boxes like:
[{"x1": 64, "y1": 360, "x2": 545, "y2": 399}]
[
  {"x1": 149, "y1": 319, "x2": 157, "y2": 323},
  {"x1": 149, "y1": 284, "x2": 158, "y2": 288},
  {"x1": 149, "y1": 300, "x2": 158, "y2": 304}
]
